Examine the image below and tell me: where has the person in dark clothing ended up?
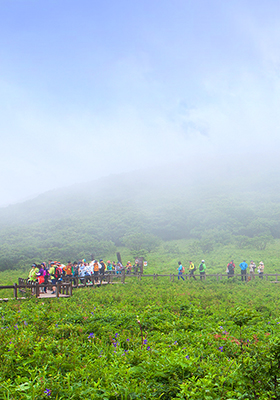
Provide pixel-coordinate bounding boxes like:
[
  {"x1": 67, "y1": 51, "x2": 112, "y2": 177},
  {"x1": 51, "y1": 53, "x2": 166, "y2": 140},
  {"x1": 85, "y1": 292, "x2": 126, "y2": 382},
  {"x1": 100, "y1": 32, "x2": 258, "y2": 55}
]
[
  {"x1": 189, "y1": 261, "x2": 197, "y2": 280},
  {"x1": 227, "y1": 260, "x2": 235, "y2": 278},
  {"x1": 199, "y1": 260, "x2": 206, "y2": 280}
]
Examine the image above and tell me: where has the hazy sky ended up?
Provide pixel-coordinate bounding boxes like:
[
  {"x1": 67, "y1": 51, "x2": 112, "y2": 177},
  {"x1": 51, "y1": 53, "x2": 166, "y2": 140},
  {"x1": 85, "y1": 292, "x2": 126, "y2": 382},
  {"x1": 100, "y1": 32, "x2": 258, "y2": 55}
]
[{"x1": 1, "y1": 0, "x2": 280, "y2": 206}]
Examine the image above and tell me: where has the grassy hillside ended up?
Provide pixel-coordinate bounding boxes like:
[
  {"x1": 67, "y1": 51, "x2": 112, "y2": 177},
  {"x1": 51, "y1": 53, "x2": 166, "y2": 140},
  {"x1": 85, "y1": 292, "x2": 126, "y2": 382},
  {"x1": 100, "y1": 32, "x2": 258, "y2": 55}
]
[{"x1": 0, "y1": 163, "x2": 280, "y2": 271}]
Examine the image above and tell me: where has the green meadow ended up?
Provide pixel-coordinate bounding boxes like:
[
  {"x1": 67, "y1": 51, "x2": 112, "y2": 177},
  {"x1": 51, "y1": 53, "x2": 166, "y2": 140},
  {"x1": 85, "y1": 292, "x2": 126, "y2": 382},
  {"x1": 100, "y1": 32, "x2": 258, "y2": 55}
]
[{"x1": 1, "y1": 274, "x2": 280, "y2": 399}]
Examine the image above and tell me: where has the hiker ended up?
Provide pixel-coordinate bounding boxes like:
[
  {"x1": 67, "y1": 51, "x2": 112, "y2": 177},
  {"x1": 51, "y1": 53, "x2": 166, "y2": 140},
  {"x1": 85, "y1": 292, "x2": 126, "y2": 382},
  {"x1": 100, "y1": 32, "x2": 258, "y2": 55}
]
[
  {"x1": 65, "y1": 261, "x2": 73, "y2": 280},
  {"x1": 56, "y1": 263, "x2": 63, "y2": 281},
  {"x1": 99, "y1": 260, "x2": 106, "y2": 282},
  {"x1": 116, "y1": 262, "x2": 123, "y2": 274},
  {"x1": 227, "y1": 260, "x2": 235, "y2": 278},
  {"x1": 249, "y1": 260, "x2": 256, "y2": 280},
  {"x1": 112, "y1": 261, "x2": 117, "y2": 274},
  {"x1": 37, "y1": 263, "x2": 46, "y2": 293},
  {"x1": 199, "y1": 260, "x2": 206, "y2": 280},
  {"x1": 43, "y1": 263, "x2": 49, "y2": 293},
  {"x1": 49, "y1": 262, "x2": 57, "y2": 294},
  {"x1": 107, "y1": 261, "x2": 113, "y2": 274},
  {"x1": 72, "y1": 261, "x2": 79, "y2": 280},
  {"x1": 258, "y1": 261, "x2": 264, "y2": 279},
  {"x1": 126, "y1": 261, "x2": 132, "y2": 274},
  {"x1": 239, "y1": 260, "x2": 248, "y2": 282},
  {"x1": 79, "y1": 262, "x2": 86, "y2": 283},
  {"x1": 28, "y1": 264, "x2": 39, "y2": 282},
  {"x1": 177, "y1": 261, "x2": 185, "y2": 280},
  {"x1": 93, "y1": 260, "x2": 99, "y2": 282},
  {"x1": 189, "y1": 261, "x2": 197, "y2": 280}
]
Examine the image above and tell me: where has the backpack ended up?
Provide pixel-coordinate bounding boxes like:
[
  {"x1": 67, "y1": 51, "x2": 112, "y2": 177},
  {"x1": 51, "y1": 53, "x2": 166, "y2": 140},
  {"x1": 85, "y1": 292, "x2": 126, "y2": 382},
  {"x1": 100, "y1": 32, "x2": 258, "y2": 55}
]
[
  {"x1": 199, "y1": 263, "x2": 204, "y2": 271},
  {"x1": 228, "y1": 263, "x2": 234, "y2": 273},
  {"x1": 182, "y1": 266, "x2": 185, "y2": 273},
  {"x1": 55, "y1": 267, "x2": 62, "y2": 279}
]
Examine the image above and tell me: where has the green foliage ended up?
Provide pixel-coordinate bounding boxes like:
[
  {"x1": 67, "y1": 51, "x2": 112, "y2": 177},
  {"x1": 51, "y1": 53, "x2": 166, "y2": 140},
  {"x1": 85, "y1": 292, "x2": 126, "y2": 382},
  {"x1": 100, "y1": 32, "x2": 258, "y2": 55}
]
[
  {"x1": 1, "y1": 279, "x2": 280, "y2": 398},
  {"x1": 121, "y1": 233, "x2": 161, "y2": 257}
]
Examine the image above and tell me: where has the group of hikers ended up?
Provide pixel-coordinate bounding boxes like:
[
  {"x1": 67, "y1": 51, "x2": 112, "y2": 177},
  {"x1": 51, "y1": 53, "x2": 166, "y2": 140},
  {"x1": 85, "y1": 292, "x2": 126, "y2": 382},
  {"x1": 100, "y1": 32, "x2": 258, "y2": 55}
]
[
  {"x1": 177, "y1": 260, "x2": 265, "y2": 281},
  {"x1": 27, "y1": 259, "x2": 140, "y2": 293}
]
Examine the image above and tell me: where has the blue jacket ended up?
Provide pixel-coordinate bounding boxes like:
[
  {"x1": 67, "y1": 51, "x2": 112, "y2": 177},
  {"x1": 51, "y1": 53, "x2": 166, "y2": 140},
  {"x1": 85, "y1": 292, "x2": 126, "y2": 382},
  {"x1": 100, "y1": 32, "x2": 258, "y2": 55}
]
[{"x1": 239, "y1": 262, "x2": 248, "y2": 271}]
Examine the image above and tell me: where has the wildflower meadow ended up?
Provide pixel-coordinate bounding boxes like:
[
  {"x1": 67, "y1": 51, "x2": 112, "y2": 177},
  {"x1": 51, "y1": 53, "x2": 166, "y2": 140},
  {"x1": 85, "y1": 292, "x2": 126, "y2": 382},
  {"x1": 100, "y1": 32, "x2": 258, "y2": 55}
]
[{"x1": 1, "y1": 278, "x2": 280, "y2": 399}]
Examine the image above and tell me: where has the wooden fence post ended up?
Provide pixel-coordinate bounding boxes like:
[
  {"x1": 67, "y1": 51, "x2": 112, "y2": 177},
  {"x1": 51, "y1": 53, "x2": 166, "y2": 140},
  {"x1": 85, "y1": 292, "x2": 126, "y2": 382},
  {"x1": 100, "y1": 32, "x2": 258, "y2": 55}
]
[
  {"x1": 121, "y1": 270, "x2": 126, "y2": 284},
  {"x1": 265, "y1": 274, "x2": 268, "y2": 281},
  {"x1": 56, "y1": 282, "x2": 60, "y2": 298},
  {"x1": 35, "y1": 283, "x2": 39, "y2": 298},
  {"x1": 69, "y1": 281, "x2": 73, "y2": 297},
  {"x1": 13, "y1": 283, "x2": 17, "y2": 299}
]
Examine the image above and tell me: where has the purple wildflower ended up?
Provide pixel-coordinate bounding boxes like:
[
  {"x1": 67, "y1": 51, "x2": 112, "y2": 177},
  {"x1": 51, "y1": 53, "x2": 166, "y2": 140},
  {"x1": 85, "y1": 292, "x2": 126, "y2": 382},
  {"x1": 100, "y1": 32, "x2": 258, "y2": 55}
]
[
  {"x1": 14, "y1": 324, "x2": 18, "y2": 330},
  {"x1": 115, "y1": 333, "x2": 119, "y2": 338},
  {"x1": 126, "y1": 338, "x2": 130, "y2": 342},
  {"x1": 218, "y1": 346, "x2": 223, "y2": 352},
  {"x1": 143, "y1": 339, "x2": 147, "y2": 345},
  {"x1": 44, "y1": 389, "x2": 51, "y2": 396},
  {"x1": 88, "y1": 333, "x2": 94, "y2": 339},
  {"x1": 91, "y1": 312, "x2": 94, "y2": 315},
  {"x1": 147, "y1": 346, "x2": 151, "y2": 351},
  {"x1": 174, "y1": 341, "x2": 178, "y2": 345},
  {"x1": 185, "y1": 355, "x2": 190, "y2": 359},
  {"x1": 24, "y1": 321, "x2": 28, "y2": 326}
]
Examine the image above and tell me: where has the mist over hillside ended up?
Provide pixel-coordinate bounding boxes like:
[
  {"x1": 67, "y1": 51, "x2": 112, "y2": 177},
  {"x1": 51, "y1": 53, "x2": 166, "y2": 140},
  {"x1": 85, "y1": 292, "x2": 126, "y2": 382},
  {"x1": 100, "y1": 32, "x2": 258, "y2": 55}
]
[
  {"x1": 1, "y1": 155, "x2": 280, "y2": 225},
  {"x1": 0, "y1": 158, "x2": 280, "y2": 271}
]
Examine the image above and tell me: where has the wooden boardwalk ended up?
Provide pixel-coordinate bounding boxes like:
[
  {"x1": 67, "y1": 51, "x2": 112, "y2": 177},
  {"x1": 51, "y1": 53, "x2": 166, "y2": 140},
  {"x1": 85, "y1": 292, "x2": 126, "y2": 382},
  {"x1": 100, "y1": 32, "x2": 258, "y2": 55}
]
[{"x1": 0, "y1": 273, "x2": 125, "y2": 301}]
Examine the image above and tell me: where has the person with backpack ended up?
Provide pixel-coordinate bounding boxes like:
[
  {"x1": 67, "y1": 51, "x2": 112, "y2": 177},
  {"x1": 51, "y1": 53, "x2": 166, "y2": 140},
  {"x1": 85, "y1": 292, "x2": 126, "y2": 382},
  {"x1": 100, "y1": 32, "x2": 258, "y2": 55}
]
[
  {"x1": 199, "y1": 260, "x2": 206, "y2": 280},
  {"x1": 177, "y1": 261, "x2": 185, "y2": 280},
  {"x1": 49, "y1": 262, "x2": 57, "y2": 294},
  {"x1": 37, "y1": 263, "x2": 46, "y2": 293},
  {"x1": 43, "y1": 263, "x2": 49, "y2": 293},
  {"x1": 93, "y1": 260, "x2": 100, "y2": 283},
  {"x1": 227, "y1": 260, "x2": 235, "y2": 278},
  {"x1": 249, "y1": 260, "x2": 256, "y2": 280},
  {"x1": 55, "y1": 263, "x2": 63, "y2": 281},
  {"x1": 189, "y1": 261, "x2": 197, "y2": 280}
]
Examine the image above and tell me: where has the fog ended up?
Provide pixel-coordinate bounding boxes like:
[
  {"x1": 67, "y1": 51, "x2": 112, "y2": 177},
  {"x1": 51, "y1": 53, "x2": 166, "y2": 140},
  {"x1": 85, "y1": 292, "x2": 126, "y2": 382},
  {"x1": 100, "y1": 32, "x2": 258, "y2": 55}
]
[{"x1": 1, "y1": 1, "x2": 280, "y2": 207}]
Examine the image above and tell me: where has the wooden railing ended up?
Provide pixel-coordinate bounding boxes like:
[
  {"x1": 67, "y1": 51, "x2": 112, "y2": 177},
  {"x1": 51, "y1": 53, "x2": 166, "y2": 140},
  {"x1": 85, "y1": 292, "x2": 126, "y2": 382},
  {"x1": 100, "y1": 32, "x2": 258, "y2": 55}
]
[
  {"x1": 133, "y1": 273, "x2": 280, "y2": 281},
  {"x1": 1, "y1": 271, "x2": 277, "y2": 301},
  {"x1": 0, "y1": 280, "x2": 72, "y2": 299}
]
